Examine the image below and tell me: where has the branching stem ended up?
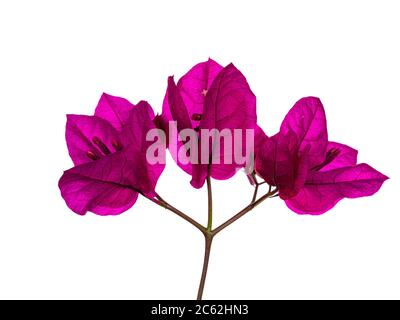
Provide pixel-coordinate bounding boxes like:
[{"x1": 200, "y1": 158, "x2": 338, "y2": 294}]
[{"x1": 147, "y1": 182, "x2": 278, "y2": 300}]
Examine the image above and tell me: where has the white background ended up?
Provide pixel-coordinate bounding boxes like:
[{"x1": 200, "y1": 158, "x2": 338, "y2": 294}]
[{"x1": 0, "y1": 0, "x2": 398, "y2": 299}]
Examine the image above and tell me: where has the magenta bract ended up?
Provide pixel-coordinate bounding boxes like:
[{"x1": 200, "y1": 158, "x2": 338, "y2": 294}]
[
  {"x1": 161, "y1": 59, "x2": 257, "y2": 188},
  {"x1": 255, "y1": 97, "x2": 388, "y2": 214},
  {"x1": 59, "y1": 93, "x2": 165, "y2": 215}
]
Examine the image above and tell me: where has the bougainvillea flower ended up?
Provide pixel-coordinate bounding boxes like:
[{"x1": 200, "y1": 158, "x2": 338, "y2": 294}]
[
  {"x1": 255, "y1": 97, "x2": 388, "y2": 214},
  {"x1": 59, "y1": 93, "x2": 165, "y2": 215},
  {"x1": 161, "y1": 59, "x2": 257, "y2": 188}
]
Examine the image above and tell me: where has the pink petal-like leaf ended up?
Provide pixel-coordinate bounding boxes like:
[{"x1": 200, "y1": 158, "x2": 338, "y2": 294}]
[
  {"x1": 161, "y1": 59, "x2": 226, "y2": 181},
  {"x1": 318, "y1": 141, "x2": 358, "y2": 172},
  {"x1": 165, "y1": 77, "x2": 193, "y2": 132},
  {"x1": 59, "y1": 170, "x2": 138, "y2": 216},
  {"x1": 192, "y1": 63, "x2": 257, "y2": 188},
  {"x1": 65, "y1": 114, "x2": 121, "y2": 166},
  {"x1": 123, "y1": 101, "x2": 157, "y2": 149},
  {"x1": 255, "y1": 132, "x2": 308, "y2": 199},
  {"x1": 285, "y1": 163, "x2": 388, "y2": 215},
  {"x1": 122, "y1": 101, "x2": 166, "y2": 187},
  {"x1": 94, "y1": 93, "x2": 137, "y2": 131},
  {"x1": 59, "y1": 149, "x2": 144, "y2": 215},
  {"x1": 61, "y1": 98, "x2": 165, "y2": 215},
  {"x1": 177, "y1": 58, "x2": 223, "y2": 128},
  {"x1": 161, "y1": 77, "x2": 196, "y2": 176},
  {"x1": 200, "y1": 63, "x2": 257, "y2": 131},
  {"x1": 280, "y1": 97, "x2": 328, "y2": 169}
]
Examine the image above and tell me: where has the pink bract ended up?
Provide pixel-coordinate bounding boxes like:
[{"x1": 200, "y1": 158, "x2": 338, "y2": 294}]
[
  {"x1": 59, "y1": 93, "x2": 165, "y2": 216},
  {"x1": 255, "y1": 97, "x2": 387, "y2": 214},
  {"x1": 162, "y1": 59, "x2": 257, "y2": 188}
]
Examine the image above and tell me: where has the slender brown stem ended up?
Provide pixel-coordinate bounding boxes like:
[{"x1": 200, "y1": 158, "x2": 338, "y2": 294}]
[
  {"x1": 251, "y1": 184, "x2": 259, "y2": 204},
  {"x1": 197, "y1": 172, "x2": 213, "y2": 300},
  {"x1": 206, "y1": 175, "x2": 213, "y2": 231},
  {"x1": 249, "y1": 173, "x2": 269, "y2": 204},
  {"x1": 148, "y1": 193, "x2": 206, "y2": 234},
  {"x1": 197, "y1": 233, "x2": 213, "y2": 300},
  {"x1": 212, "y1": 188, "x2": 278, "y2": 236},
  {"x1": 146, "y1": 184, "x2": 277, "y2": 300}
]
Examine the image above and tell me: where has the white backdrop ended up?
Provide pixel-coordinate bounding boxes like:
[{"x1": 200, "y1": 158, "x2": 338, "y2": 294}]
[{"x1": 0, "y1": 0, "x2": 398, "y2": 299}]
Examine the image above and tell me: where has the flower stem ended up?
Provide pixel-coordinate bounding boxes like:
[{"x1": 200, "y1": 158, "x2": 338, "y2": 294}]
[
  {"x1": 206, "y1": 175, "x2": 213, "y2": 232},
  {"x1": 212, "y1": 187, "x2": 278, "y2": 236},
  {"x1": 197, "y1": 173, "x2": 214, "y2": 300},
  {"x1": 150, "y1": 193, "x2": 206, "y2": 235},
  {"x1": 197, "y1": 233, "x2": 213, "y2": 300},
  {"x1": 251, "y1": 183, "x2": 259, "y2": 204},
  {"x1": 148, "y1": 185, "x2": 278, "y2": 300}
]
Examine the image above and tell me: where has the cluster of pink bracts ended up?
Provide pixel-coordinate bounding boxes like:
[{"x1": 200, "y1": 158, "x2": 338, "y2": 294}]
[{"x1": 59, "y1": 59, "x2": 387, "y2": 216}]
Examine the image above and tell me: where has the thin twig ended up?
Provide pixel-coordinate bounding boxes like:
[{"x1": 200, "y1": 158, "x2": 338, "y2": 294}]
[
  {"x1": 148, "y1": 193, "x2": 206, "y2": 234},
  {"x1": 212, "y1": 188, "x2": 278, "y2": 236},
  {"x1": 197, "y1": 172, "x2": 214, "y2": 300},
  {"x1": 250, "y1": 184, "x2": 259, "y2": 204},
  {"x1": 197, "y1": 233, "x2": 213, "y2": 300},
  {"x1": 206, "y1": 175, "x2": 213, "y2": 232}
]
